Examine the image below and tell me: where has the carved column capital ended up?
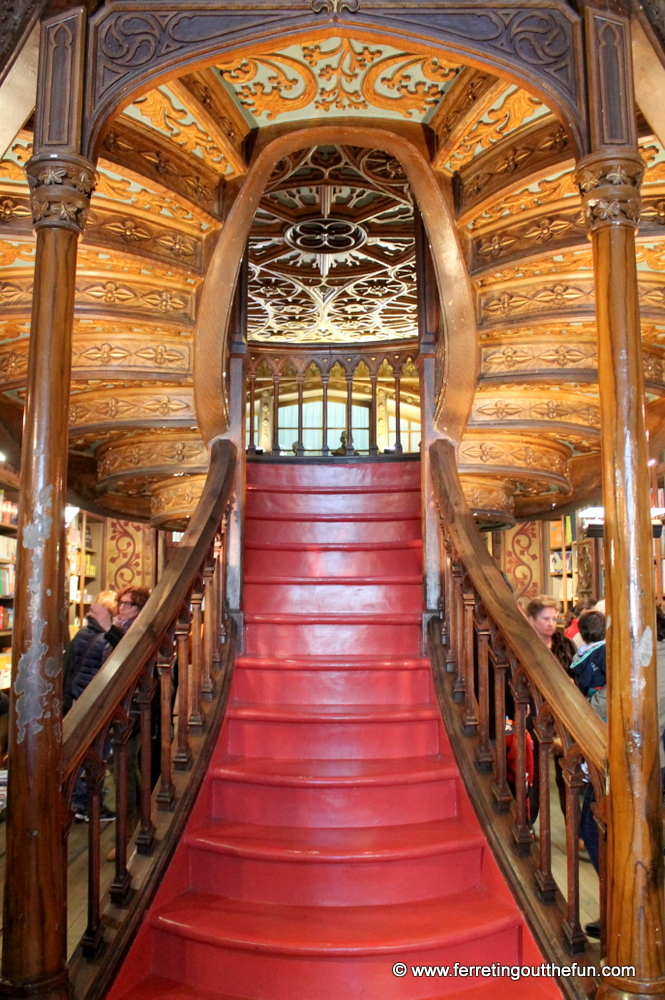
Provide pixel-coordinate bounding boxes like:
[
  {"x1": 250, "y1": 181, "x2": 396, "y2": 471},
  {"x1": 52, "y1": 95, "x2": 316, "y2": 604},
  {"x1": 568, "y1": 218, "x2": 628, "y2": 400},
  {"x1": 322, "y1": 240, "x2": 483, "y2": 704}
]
[
  {"x1": 25, "y1": 152, "x2": 96, "y2": 234},
  {"x1": 575, "y1": 148, "x2": 644, "y2": 232}
]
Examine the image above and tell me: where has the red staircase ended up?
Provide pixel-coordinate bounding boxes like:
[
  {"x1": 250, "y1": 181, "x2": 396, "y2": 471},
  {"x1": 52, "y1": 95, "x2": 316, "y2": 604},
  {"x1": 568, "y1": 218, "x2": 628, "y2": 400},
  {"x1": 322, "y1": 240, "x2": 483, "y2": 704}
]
[{"x1": 108, "y1": 460, "x2": 562, "y2": 1000}]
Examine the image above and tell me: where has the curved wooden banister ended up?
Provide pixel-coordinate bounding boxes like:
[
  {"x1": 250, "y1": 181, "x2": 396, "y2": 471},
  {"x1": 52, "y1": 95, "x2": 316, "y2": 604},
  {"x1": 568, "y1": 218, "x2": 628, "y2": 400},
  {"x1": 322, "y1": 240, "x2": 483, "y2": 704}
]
[
  {"x1": 62, "y1": 438, "x2": 236, "y2": 779},
  {"x1": 430, "y1": 439, "x2": 607, "y2": 773}
]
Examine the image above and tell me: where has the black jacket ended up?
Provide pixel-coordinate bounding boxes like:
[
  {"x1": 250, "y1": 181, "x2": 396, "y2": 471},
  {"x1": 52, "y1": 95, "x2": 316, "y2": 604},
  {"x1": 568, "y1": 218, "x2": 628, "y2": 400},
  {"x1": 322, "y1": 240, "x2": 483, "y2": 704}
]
[{"x1": 64, "y1": 616, "x2": 123, "y2": 708}]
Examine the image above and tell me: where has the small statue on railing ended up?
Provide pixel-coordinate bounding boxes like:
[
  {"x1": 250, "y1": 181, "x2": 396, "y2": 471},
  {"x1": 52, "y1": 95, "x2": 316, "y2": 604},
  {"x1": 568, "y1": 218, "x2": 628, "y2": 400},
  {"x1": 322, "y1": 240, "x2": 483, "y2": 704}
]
[{"x1": 331, "y1": 431, "x2": 358, "y2": 456}]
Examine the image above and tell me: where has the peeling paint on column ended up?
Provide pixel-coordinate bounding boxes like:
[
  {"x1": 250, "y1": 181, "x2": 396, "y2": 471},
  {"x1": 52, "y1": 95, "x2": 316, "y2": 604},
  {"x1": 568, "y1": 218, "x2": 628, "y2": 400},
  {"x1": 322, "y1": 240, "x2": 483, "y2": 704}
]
[
  {"x1": 639, "y1": 626, "x2": 654, "y2": 668},
  {"x1": 13, "y1": 484, "x2": 54, "y2": 744}
]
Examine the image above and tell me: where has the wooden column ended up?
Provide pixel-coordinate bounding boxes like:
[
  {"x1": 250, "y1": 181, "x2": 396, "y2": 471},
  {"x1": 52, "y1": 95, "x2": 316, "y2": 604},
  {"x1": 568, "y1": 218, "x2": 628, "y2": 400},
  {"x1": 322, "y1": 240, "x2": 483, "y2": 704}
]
[
  {"x1": 369, "y1": 373, "x2": 379, "y2": 456},
  {"x1": 393, "y1": 368, "x2": 403, "y2": 455},
  {"x1": 578, "y1": 7, "x2": 665, "y2": 994},
  {"x1": 295, "y1": 372, "x2": 305, "y2": 457},
  {"x1": 271, "y1": 372, "x2": 281, "y2": 455},
  {"x1": 345, "y1": 371, "x2": 354, "y2": 455},
  {"x1": 321, "y1": 372, "x2": 329, "y2": 456},
  {"x1": 247, "y1": 372, "x2": 257, "y2": 456},
  {"x1": 1, "y1": 10, "x2": 94, "y2": 999}
]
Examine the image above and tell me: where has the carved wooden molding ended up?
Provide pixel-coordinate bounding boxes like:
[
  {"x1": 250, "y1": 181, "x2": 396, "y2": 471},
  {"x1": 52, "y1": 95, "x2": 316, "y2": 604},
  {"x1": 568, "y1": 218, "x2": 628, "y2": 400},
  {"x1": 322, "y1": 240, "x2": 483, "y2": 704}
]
[
  {"x1": 458, "y1": 431, "x2": 571, "y2": 494},
  {"x1": 459, "y1": 473, "x2": 516, "y2": 521},
  {"x1": 34, "y1": 7, "x2": 86, "y2": 153},
  {"x1": 468, "y1": 388, "x2": 600, "y2": 435},
  {"x1": 456, "y1": 117, "x2": 573, "y2": 222},
  {"x1": 96, "y1": 431, "x2": 208, "y2": 488},
  {"x1": 149, "y1": 473, "x2": 207, "y2": 527},
  {"x1": 584, "y1": 7, "x2": 636, "y2": 151},
  {"x1": 25, "y1": 152, "x2": 96, "y2": 233},
  {"x1": 83, "y1": 3, "x2": 586, "y2": 158},
  {"x1": 69, "y1": 385, "x2": 196, "y2": 436},
  {"x1": 575, "y1": 148, "x2": 644, "y2": 232},
  {"x1": 100, "y1": 116, "x2": 221, "y2": 219}
]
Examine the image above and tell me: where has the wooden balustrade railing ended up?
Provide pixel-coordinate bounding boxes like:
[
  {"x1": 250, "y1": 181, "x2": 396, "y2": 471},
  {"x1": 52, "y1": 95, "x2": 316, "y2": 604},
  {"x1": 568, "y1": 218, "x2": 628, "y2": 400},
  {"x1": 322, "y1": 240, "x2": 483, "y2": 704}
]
[
  {"x1": 245, "y1": 342, "x2": 419, "y2": 456},
  {"x1": 429, "y1": 439, "x2": 608, "y2": 997},
  {"x1": 60, "y1": 439, "x2": 236, "y2": 995}
]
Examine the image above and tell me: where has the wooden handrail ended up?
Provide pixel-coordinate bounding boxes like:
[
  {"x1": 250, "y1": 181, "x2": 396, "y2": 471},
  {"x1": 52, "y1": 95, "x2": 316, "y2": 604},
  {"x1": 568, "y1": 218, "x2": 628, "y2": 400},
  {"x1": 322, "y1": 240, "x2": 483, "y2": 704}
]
[
  {"x1": 430, "y1": 439, "x2": 607, "y2": 773},
  {"x1": 62, "y1": 438, "x2": 236, "y2": 779}
]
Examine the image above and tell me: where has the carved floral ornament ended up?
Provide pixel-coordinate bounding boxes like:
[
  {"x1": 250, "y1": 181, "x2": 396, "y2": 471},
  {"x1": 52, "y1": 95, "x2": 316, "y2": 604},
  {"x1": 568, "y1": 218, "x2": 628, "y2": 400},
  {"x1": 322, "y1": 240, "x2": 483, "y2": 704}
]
[
  {"x1": 459, "y1": 475, "x2": 516, "y2": 518},
  {"x1": 216, "y1": 38, "x2": 460, "y2": 123},
  {"x1": 25, "y1": 153, "x2": 97, "y2": 233},
  {"x1": 575, "y1": 150, "x2": 645, "y2": 230}
]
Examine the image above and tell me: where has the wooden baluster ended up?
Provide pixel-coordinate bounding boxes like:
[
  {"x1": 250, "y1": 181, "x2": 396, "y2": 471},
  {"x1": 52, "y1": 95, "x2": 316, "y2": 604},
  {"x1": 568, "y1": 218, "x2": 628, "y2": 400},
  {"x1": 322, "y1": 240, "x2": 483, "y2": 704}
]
[
  {"x1": 218, "y1": 516, "x2": 228, "y2": 646},
  {"x1": 247, "y1": 371, "x2": 257, "y2": 455},
  {"x1": 201, "y1": 546, "x2": 216, "y2": 701},
  {"x1": 271, "y1": 371, "x2": 281, "y2": 455},
  {"x1": 393, "y1": 367, "x2": 403, "y2": 454},
  {"x1": 452, "y1": 558, "x2": 465, "y2": 702},
  {"x1": 533, "y1": 707, "x2": 557, "y2": 903},
  {"x1": 490, "y1": 642, "x2": 512, "y2": 812},
  {"x1": 369, "y1": 372, "x2": 379, "y2": 455},
  {"x1": 562, "y1": 748, "x2": 587, "y2": 954},
  {"x1": 109, "y1": 712, "x2": 133, "y2": 906},
  {"x1": 462, "y1": 577, "x2": 478, "y2": 734},
  {"x1": 173, "y1": 603, "x2": 193, "y2": 771},
  {"x1": 211, "y1": 533, "x2": 223, "y2": 668},
  {"x1": 509, "y1": 667, "x2": 533, "y2": 855},
  {"x1": 321, "y1": 372, "x2": 330, "y2": 456},
  {"x1": 156, "y1": 636, "x2": 176, "y2": 811},
  {"x1": 135, "y1": 664, "x2": 156, "y2": 855},
  {"x1": 345, "y1": 370, "x2": 354, "y2": 455},
  {"x1": 442, "y1": 537, "x2": 456, "y2": 673},
  {"x1": 474, "y1": 602, "x2": 493, "y2": 770},
  {"x1": 296, "y1": 372, "x2": 305, "y2": 456},
  {"x1": 188, "y1": 579, "x2": 204, "y2": 735},
  {"x1": 80, "y1": 752, "x2": 105, "y2": 958}
]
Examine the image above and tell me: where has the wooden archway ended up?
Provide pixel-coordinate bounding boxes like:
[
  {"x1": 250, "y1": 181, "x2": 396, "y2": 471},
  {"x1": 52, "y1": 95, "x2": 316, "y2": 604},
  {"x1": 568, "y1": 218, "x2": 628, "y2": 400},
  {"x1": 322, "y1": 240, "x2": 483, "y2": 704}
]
[
  {"x1": 83, "y1": 4, "x2": 587, "y2": 158},
  {"x1": 192, "y1": 123, "x2": 477, "y2": 446}
]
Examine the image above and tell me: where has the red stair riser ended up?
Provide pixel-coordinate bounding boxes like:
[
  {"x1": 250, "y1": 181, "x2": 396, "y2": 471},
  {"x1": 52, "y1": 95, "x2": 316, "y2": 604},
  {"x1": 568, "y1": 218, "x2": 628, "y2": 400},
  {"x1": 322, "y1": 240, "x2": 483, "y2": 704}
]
[
  {"x1": 244, "y1": 581, "x2": 422, "y2": 614},
  {"x1": 245, "y1": 622, "x2": 421, "y2": 657},
  {"x1": 247, "y1": 463, "x2": 421, "y2": 489},
  {"x1": 245, "y1": 519, "x2": 420, "y2": 545},
  {"x1": 244, "y1": 546, "x2": 423, "y2": 577},
  {"x1": 148, "y1": 927, "x2": 521, "y2": 1000},
  {"x1": 247, "y1": 490, "x2": 420, "y2": 516},
  {"x1": 226, "y1": 717, "x2": 440, "y2": 759},
  {"x1": 233, "y1": 667, "x2": 432, "y2": 704},
  {"x1": 186, "y1": 847, "x2": 484, "y2": 906},
  {"x1": 211, "y1": 775, "x2": 459, "y2": 827}
]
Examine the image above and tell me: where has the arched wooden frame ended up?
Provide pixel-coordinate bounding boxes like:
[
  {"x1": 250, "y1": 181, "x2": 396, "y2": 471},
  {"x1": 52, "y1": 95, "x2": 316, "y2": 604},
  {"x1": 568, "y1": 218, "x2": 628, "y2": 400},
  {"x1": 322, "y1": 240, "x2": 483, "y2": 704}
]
[
  {"x1": 194, "y1": 124, "x2": 477, "y2": 445},
  {"x1": 83, "y1": 7, "x2": 586, "y2": 158}
]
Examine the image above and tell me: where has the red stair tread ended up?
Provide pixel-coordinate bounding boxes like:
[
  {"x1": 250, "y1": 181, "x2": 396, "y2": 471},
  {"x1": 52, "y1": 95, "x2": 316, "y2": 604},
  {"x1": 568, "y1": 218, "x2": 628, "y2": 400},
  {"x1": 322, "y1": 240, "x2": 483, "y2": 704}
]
[
  {"x1": 151, "y1": 888, "x2": 521, "y2": 955},
  {"x1": 245, "y1": 540, "x2": 422, "y2": 550},
  {"x1": 212, "y1": 755, "x2": 456, "y2": 787},
  {"x1": 246, "y1": 511, "x2": 421, "y2": 521},
  {"x1": 187, "y1": 817, "x2": 485, "y2": 862},
  {"x1": 236, "y1": 655, "x2": 430, "y2": 669},
  {"x1": 247, "y1": 483, "x2": 421, "y2": 494},
  {"x1": 227, "y1": 703, "x2": 438, "y2": 722},
  {"x1": 112, "y1": 977, "x2": 251, "y2": 1000},
  {"x1": 421, "y1": 982, "x2": 562, "y2": 1000},
  {"x1": 244, "y1": 575, "x2": 422, "y2": 584},
  {"x1": 245, "y1": 612, "x2": 421, "y2": 624}
]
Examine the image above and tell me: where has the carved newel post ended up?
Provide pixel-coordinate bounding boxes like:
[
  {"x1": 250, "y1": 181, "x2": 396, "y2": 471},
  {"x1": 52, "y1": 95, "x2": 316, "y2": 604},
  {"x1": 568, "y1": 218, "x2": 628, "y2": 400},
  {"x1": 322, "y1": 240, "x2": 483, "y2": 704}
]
[
  {"x1": 1, "y1": 10, "x2": 96, "y2": 999},
  {"x1": 576, "y1": 149, "x2": 665, "y2": 997}
]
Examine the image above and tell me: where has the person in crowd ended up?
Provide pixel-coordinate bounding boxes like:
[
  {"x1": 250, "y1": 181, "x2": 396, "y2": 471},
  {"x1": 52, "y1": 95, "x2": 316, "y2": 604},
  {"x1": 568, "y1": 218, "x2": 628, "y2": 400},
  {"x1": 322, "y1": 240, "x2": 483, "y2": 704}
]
[
  {"x1": 63, "y1": 590, "x2": 119, "y2": 712},
  {"x1": 564, "y1": 597, "x2": 596, "y2": 649},
  {"x1": 92, "y1": 586, "x2": 151, "y2": 858},
  {"x1": 65, "y1": 590, "x2": 119, "y2": 822},
  {"x1": 525, "y1": 596, "x2": 576, "y2": 825},
  {"x1": 571, "y1": 609, "x2": 606, "y2": 939},
  {"x1": 526, "y1": 595, "x2": 577, "y2": 670}
]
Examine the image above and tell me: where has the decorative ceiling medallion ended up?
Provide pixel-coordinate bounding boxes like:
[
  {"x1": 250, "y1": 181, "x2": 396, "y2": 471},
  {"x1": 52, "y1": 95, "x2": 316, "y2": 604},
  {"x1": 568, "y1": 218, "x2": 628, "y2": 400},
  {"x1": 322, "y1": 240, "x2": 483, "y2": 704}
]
[
  {"x1": 247, "y1": 146, "x2": 416, "y2": 343},
  {"x1": 217, "y1": 39, "x2": 460, "y2": 124},
  {"x1": 284, "y1": 218, "x2": 367, "y2": 254}
]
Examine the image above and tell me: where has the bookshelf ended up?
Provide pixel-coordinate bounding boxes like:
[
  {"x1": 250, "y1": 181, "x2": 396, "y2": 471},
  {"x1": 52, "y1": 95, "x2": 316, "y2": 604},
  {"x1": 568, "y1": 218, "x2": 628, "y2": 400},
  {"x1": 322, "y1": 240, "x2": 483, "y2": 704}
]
[
  {"x1": 66, "y1": 510, "x2": 105, "y2": 636},
  {"x1": 548, "y1": 516, "x2": 575, "y2": 608},
  {"x1": 0, "y1": 465, "x2": 19, "y2": 677}
]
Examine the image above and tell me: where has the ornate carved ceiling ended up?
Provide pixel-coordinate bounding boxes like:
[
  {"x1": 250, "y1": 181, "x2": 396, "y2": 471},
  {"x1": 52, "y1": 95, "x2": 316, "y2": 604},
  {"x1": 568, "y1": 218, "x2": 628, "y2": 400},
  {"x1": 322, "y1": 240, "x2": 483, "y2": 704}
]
[{"x1": 0, "y1": 29, "x2": 664, "y2": 525}]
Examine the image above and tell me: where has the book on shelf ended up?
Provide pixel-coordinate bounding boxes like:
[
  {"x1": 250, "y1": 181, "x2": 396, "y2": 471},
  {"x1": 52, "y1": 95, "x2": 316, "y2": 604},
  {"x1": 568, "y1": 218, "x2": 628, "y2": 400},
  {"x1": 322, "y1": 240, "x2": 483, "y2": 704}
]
[
  {"x1": 0, "y1": 536, "x2": 16, "y2": 562},
  {"x1": 0, "y1": 564, "x2": 15, "y2": 596}
]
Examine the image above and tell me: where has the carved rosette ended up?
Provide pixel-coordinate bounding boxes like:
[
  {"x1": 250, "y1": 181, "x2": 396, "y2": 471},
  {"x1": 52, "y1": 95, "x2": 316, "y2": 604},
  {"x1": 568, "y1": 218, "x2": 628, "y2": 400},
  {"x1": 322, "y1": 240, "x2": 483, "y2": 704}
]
[
  {"x1": 575, "y1": 148, "x2": 644, "y2": 232},
  {"x1": 460, "y1": 474, "x2": 516, "y2": 526},
  {"x1": 25, "y1": 152, "x2": 97, "y2": 234},
  {"x1": 149, "y1": 475, "x2": 206, "y2": 528}
]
